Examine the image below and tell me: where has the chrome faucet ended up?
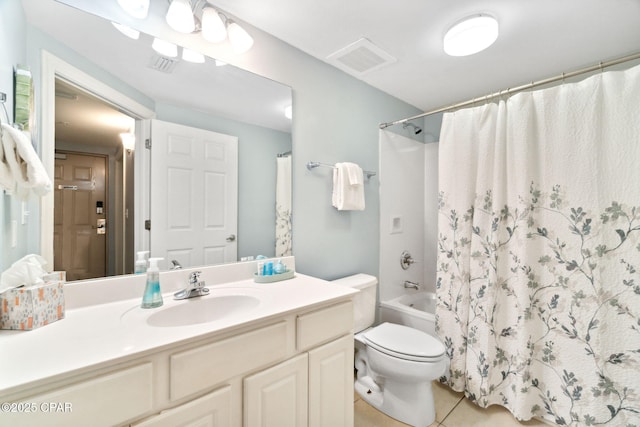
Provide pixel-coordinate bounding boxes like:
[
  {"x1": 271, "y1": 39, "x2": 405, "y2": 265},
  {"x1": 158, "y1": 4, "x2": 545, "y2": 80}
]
[
  {"x1": 403, "y1": 280, "x2": 420, "y2": 290},
  {"x1": 173, "y1": 271, "x2": 210, "y2": 300},
  {"x1": 170, "y1": 260, "x2": 182, "y2": 270}
]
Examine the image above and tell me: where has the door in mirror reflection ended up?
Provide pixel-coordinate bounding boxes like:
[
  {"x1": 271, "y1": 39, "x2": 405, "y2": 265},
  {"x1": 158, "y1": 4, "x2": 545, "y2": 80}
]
[
  {"x1": 54, "y1": 152, "x2": 107, "y2": 280},
  {"x1": 150, "y1": 120, "x2": 238, "y2": 269}
]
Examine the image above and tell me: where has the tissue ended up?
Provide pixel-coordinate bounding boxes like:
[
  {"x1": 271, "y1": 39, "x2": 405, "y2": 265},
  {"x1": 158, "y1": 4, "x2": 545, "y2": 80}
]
[
  {"x1": 0, "y1": 254, "x2": 48, "y2": 293},
  {"x1": 0, "y1": 255, "x2": 66, "y2": 330}
]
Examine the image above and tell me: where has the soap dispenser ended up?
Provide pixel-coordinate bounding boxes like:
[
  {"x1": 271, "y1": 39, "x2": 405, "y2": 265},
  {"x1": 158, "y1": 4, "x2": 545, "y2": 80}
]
[
  {"x1": 134, "y1": 251, "x2": 150, "y2": 274},
  {"x1": 141, "y1": 257, "x2": 163, "y2": 309}
]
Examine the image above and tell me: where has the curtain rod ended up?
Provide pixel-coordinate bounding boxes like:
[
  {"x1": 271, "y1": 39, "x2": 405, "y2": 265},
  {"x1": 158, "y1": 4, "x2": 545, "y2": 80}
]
[{"x1": 379, "y1": 51, "x2": 640, "y2": 129}]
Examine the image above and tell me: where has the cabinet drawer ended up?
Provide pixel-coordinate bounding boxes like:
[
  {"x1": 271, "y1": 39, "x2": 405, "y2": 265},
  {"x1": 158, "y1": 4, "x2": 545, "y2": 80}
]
[
  {"x1": 171, "y1": 321, "x2": 291, "y2": 401},
  {"x1": 133, "y1": 385, "x2": 232, "y2": 427},
  {"x1": 297, "y1": 301, "x2": 353, "y2": 352},
  {"x1": 4, "y1": 363, "x2": 153, "y2": 427}
]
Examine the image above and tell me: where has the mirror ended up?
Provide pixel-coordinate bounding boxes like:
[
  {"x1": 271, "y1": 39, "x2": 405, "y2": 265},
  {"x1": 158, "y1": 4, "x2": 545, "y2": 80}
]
[{"x1": 12, "y1": 0, "x2": 293, "y2": 280}]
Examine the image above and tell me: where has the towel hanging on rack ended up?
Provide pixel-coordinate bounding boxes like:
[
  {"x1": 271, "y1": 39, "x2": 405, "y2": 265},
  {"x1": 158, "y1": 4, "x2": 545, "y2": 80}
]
[
  {"x1": 332, "y1": 162, "x2": 365, "y2": 211},
  {"x1": 1, "y1": 123, "x2": 52, "y2": 198}
]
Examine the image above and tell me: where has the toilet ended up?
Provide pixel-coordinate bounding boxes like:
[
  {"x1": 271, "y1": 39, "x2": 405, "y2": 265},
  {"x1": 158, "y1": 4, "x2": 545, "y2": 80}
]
[{"x1": 332, "y1": 274, "x2": 447, "y2": 427}]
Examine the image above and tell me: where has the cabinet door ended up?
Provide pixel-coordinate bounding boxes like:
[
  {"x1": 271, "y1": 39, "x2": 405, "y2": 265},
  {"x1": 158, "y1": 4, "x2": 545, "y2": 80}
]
[
  {"x1": 308, "y1": 335, "x2": 354, "y2": 427},
  {"x1": 132, "y1": 385, "x2": 232, "y2": 427},
  {"x1": 244, "y1": 353, "x2": 308, "y2": 427}
]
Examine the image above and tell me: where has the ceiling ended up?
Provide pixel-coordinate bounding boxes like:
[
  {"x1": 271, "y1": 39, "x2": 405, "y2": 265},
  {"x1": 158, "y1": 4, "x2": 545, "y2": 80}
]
[{"x1": 208, "y1": 0, "x2": 640, "y2": 112}]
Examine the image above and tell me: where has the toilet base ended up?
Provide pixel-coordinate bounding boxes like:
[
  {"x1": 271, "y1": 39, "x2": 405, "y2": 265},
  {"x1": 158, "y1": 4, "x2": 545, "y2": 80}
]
[{"x1": 355, "y1": 375, "x2": 436, "y2": 427}]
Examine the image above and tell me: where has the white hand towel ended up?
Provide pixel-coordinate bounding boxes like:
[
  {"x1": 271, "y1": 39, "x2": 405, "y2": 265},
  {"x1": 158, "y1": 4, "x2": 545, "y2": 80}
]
[
  {"x1": 332, "y1": 162, "x2": 365, "y2": 211},
  {"x1": 0, "y1": 128, "x2": 14, "y2": 193},
  {"x1": 1, "y1": 123, "x2": 52, "y2": 199}
]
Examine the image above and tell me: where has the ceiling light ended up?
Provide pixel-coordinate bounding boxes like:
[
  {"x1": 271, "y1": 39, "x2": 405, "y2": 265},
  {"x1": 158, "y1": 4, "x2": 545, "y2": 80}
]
[
  {"x1": 111, "y1": 22, "x2": 140, "y2": 39},
  {"x1": 227, "y1": 20, "x2": 254, "y2": 54},
  {"x1": 182, "y1": 48, "x2": 205, "y2": 63},
  {"x1": 152, "y1": 38, "x2": 178, "y2": 57},
  {"x1": 120, "y1": 132, "x2": 136, "y2": 150},
  {"x1": 166, "y1": 0, "x2": 195, "y2": 33},
  {"x1": 444, "y1": 14, "x2": 499, "y2": 57},
  {"x1": 117, "y1": 0, "x2": 149, "y2": 19},
  {"x1": 202, "y1": 7, "x2": 227, "y2": 42}
]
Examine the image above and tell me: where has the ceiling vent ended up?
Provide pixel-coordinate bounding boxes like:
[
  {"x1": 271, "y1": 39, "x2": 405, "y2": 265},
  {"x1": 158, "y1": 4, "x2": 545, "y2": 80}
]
[
  {"x1": 326, "y1": 38, "x2": 396, "y2": 76},
  {"x1": 148, "y1": 55, "x2": 179, "y2": 74}
]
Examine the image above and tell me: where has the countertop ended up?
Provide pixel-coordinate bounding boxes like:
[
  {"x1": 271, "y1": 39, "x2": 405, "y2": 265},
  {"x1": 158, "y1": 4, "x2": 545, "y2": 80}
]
[{"x1": 0, "y1": 265, "x2": 357, "y2": 396}]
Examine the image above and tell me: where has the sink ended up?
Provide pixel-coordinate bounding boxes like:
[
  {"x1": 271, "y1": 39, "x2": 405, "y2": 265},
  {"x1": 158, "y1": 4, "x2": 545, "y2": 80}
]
[{"x1": 146, "y1": 294, "x2": 261, "y2": 327}]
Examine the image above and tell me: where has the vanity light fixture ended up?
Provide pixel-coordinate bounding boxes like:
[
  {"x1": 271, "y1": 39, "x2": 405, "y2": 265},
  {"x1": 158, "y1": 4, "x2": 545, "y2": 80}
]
[
  {"x1": 226, "y1": 20, "x2": 254, "y2": 54},
  {"x1": 166, "y1": 0, "x2": 196, "y2": 33},
  {"x1": 111, "y1": 22, "x2": 140, "y2": 40},
  {"x1": 163, "y1": 0, "x2": 254, "y2": 54},
  {"x1": 117, "y1": 0, "x2": 149, "y2": 19},
  {"x1": 443, "y1": 14, "x2": 499, "y2": 57},
  {"x1": 120, "y1": 132, "x2": 136, "y2": 151},
  {"x1": 182, "y1": 47, "x2": 205, "y2": 63},
  {"x1": 201, "y1": 6, "x2": 227, "y2": 43},
  {"x1": 152, "y1": 38, "x2": 178, "y2": 57}
]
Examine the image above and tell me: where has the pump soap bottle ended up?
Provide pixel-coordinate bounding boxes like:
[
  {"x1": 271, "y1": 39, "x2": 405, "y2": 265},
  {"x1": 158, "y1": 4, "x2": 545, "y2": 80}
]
[
  {"x1": 134, "y1": 251, "x2": 150, "y2": 274},
  {"x1": 141, "y1": 257, "x2": 164, "y2": 308}
]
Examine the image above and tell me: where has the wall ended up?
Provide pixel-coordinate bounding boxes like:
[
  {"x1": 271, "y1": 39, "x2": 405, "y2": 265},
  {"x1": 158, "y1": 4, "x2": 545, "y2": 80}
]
[
  {"x1": 379, "y1": 130, "x2": 425, "y2": 302},
  {"x1": 0, "y1": 0, "x2": 31, "y2": 272}
]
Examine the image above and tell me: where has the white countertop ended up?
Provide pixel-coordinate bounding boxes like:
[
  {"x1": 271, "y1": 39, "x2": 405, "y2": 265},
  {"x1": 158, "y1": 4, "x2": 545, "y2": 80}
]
[{"x1": 0, "y1": 262, "x2": 357, "y2": 396}]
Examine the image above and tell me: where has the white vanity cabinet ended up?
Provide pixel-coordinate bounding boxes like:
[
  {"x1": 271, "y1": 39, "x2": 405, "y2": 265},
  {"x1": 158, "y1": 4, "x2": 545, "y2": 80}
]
[{"x1": 2, "y1": 299, "x2": 354, "y2": 427}]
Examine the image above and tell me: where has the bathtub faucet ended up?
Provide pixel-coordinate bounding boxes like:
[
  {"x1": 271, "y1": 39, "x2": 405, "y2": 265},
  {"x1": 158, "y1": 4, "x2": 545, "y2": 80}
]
[{"x1": 403, "y1": 280, "x2": 420, "y2": 290}]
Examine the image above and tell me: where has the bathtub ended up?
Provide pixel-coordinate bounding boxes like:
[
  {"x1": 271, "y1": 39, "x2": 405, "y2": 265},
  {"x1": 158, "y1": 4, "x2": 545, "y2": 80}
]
[{"x1": 379, "y1": 291, "x2": 437, "y2": 337}]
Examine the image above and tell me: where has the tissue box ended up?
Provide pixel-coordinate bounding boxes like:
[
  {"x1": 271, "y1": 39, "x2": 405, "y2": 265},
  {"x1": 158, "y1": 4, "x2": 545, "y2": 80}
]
[{"x1": 0, "y1": 282, "x2": 65, "y2": 330}]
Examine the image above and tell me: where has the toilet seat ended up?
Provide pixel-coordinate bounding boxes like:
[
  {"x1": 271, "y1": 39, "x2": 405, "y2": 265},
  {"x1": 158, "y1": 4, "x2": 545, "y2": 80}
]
[{"x1": 363, "y1": 322, "x2": 445, "y2": 362}]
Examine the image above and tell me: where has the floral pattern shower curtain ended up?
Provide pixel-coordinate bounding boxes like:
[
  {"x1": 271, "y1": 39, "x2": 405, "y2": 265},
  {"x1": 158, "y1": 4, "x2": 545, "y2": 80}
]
[
  {"x1": 275, "y1": 155, "x2": 292, "y2": 257},
  {"x1": 436, "y1": 64, "x2": 640, "y2": 426}
]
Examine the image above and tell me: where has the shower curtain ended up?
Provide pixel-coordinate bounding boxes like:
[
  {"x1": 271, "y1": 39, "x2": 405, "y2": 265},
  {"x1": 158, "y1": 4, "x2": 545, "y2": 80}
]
[
  {"x1": 275, "y1": 155, "x2": 292, "y2": 257},
  {"x1": 436, "y1": 63, "x2": 640, "y2": 426}
]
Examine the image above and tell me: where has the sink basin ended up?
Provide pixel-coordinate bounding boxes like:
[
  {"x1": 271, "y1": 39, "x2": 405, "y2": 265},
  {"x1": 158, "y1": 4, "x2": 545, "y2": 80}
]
[{"x1": 146, "y1": 294, "x2": 261, "y2": 327}]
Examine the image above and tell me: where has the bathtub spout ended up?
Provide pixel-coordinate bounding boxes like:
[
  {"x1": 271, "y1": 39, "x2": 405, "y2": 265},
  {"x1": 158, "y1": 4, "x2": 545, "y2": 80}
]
[{"x1": 403, "y1": 280, "x2": 420, "y2": 290}]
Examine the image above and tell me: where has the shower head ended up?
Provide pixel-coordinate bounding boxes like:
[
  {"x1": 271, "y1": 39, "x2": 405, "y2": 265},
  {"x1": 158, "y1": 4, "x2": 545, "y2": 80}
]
[{"x1": 402, "y1": 122, "x2": 423, "y2": 135}]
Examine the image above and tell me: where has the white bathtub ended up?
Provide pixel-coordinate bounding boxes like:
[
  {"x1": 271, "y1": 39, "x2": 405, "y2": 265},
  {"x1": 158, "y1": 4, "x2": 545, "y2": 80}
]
[{"x1": 379, "y1": 292, "x2": 437, "y2": 337}]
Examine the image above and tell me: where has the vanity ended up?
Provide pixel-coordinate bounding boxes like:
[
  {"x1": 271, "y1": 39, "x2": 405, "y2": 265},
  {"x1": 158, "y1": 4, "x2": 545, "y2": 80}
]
[{"x1": 0, "y1": 258, "x2": 358, "y2": 427}]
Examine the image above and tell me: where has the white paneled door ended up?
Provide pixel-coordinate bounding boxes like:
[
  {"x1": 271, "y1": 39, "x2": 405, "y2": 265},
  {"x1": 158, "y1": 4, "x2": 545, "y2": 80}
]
[{"x1": 150, "y1": 120, "x2": 238, "y2": 268}]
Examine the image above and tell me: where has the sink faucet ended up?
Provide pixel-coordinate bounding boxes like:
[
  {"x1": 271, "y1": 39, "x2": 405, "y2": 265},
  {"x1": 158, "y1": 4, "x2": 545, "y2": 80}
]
[
  {"x1": 403, "y1": 280, "x2": 420, "y2": 290},
  {"x1": 174, "y1": 271, "x2": 210, "y2": 300}
]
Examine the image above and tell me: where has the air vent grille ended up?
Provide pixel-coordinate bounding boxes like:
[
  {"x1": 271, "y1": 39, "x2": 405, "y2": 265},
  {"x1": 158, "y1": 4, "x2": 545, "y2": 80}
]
[
  {"x1": 148, "y1": 55, "x2": 179, "y2": 73},
  {"x1": 327, "y1": 38, "x2": 396, "y2": 76}
]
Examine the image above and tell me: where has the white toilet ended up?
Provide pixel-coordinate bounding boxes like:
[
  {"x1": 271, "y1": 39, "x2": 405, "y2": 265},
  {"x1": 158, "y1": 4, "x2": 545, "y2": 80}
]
[{"x1": 332, "y1": 274, "x2": 447, "y2": 427}]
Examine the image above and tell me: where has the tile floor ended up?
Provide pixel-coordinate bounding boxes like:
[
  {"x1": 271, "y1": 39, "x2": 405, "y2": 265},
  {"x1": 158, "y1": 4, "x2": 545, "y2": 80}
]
[{"x1": 354, "y1": 381, "x2": 551, "y2": 427}]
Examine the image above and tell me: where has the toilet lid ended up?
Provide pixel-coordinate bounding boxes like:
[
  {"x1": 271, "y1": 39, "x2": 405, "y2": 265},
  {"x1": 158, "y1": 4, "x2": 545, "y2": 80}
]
[{"x1": 363, "y1": 323, "x2": 445, "y2": 361}]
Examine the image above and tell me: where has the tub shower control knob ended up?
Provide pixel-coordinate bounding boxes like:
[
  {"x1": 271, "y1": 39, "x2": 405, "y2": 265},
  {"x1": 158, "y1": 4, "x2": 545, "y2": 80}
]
[{"x1": 400, "y1": 251, "x2": 416, "y2": 270}]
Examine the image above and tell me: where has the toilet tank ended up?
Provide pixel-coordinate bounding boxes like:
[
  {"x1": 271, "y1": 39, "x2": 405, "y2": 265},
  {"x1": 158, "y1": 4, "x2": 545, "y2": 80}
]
[{"x1": 331, "y1": 274, "x2": 377, "y2": 332}]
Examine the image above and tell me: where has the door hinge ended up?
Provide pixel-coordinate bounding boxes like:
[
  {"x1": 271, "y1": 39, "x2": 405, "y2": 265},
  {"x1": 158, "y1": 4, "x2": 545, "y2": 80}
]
[
  {"x1": 145, "y1": 220, "x2": 151, "y2": 230},
  {"x1": 145, "y1": 139, "x2": 151, "y2": 149}
]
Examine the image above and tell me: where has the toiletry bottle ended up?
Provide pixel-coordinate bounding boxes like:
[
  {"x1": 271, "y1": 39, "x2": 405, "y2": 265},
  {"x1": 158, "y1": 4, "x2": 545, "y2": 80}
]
[
  {"x1": 141, "y1": 257, "x2": 164, "y2": 308},
  {"x1": 134, "y1": 251, "x2": 150, "y2": 274},
  {"x1": 274, "y1": 259, "x2": 286, "y2": 274}
]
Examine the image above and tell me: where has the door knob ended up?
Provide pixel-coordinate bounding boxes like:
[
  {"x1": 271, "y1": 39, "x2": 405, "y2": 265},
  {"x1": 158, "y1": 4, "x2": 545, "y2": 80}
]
[{"x1": 226, "y1": 234, "x2": 236, "y2": 242}]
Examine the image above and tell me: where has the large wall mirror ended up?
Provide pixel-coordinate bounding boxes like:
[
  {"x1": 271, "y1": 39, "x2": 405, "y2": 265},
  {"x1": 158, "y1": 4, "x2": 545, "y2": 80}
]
[{"x1": 16, "y1": 0, "x2": 293, "y2": 281}]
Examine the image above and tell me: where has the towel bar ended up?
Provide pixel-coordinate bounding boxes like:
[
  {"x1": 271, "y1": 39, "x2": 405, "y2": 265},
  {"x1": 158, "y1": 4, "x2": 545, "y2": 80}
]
[{"x1": 306, "y1": 161, "x2": 376, "y2": 179}]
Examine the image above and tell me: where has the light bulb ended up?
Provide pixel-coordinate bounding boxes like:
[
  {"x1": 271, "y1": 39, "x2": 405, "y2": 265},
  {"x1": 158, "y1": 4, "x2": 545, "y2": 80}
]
[
  {"x1": 182, "y1": 48, "x2": 205, "y2": 63},
  {"x1": 202, "y1": 7, "x2": 227, "y2": 43},
  {"x1": 166, "y1": 0, "x2": 195, "y2": 33},
  {"x1": 152, "y1": 38, "x2": 178, "y2": 57},
  {"x1": 111, "y1": 22, "x2": 140, "y2": 40},
  {"x1": 227, "y1": 21, "x2": 254, "y2": 54},
  {"x1": 444, "y1": 15, "x2": 499, "y2": 57}
]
